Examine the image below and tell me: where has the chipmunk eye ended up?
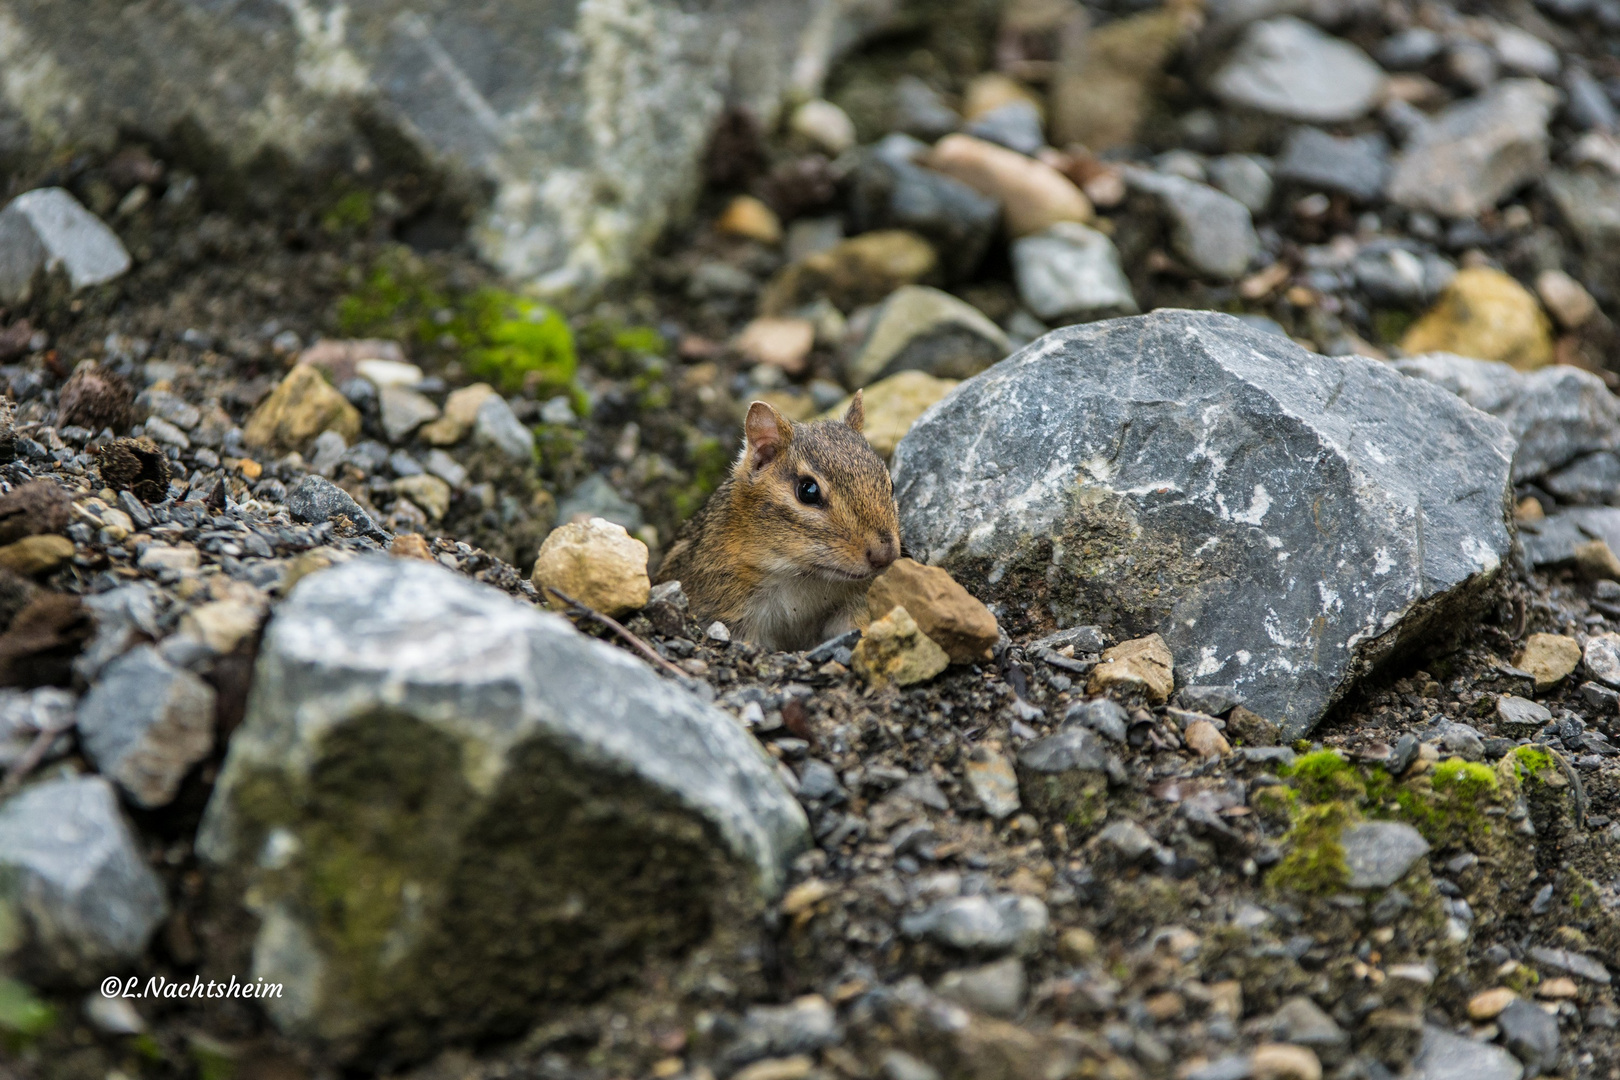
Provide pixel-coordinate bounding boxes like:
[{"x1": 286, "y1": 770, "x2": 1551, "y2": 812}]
[{"x1": 795, "y1": 477, "x2": 822, "y2": 506}]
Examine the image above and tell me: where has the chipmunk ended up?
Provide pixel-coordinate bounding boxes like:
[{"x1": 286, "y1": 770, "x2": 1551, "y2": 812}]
[{"x1": 656, "y1": 393, "x2": 901, "y2": 652}]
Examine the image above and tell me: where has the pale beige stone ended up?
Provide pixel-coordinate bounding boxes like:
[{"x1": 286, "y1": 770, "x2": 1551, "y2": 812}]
[
  {"x1": 866, "y1": 558, "x2": 997, "y2": 664},
  {"x1": 242, "y1": 364, "x2": 362, "y2": 455},
  {"x1": 735, "y1": 317, "x2": 815, "y2": 375},
  {"x1": 1515, "y1": 632, "x2": 1582, "y2": 691},
  {"x1": 531, "y1": 517, "x2": 651, "y2": 617},
  {"x1": 392, "y1": 474, "x2": 452, "y2": 521},
  {"x1": 821, "y1": 370, "x2": 959, "y2": 461},
  {"x1": 1087, "y1": 633, "x2": 1174, "y2": 703},
  {"x1": 1467, "y1": 987, "x2": 1517, "y2": 1021},
  {"x1": 1536, "y1": 268, "x2": 1597, "y2": 329},
  {"x1": 179, "y1": 600, "x2": 264, "y2": 655},
  {"x1": 926, "y1": 134, "x2": 1093, "y2": 237},
  {"x1": 1183, "y1": 719, "x2": 1231, "y2": 759},
  {"x1": 1250, "y1": 1043, "x2": 1322, "y2": 1080},
  {"x1": 851, "y1": 605, "x2": 949, "y2": 687},
  {"x1": 716, "y1": 195, "x2": 782, "y2": 244},
  {"x1": 420, "y1": 383, "x2": 497, "y2": 446}
]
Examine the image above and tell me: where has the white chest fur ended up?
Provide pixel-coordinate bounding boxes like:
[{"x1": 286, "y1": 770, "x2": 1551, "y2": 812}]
[{"x1": 740, "y1": 571, "x2": 865, "y2": 652}]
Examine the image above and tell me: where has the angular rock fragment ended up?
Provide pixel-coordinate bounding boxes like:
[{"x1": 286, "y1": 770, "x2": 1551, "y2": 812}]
[
  {"x1": 473, "y1": 393, "x2": 536, "y2": 464},
  {"x1": 1341, "y1": 821, "x2": 1429, "y2": 889},
  {"x1": 851, "y1": 606, "x2": 949, "y2": 687},
  {"x1": 1386, "y1": 80, "x2": 1559, "y2": 219},
  {"x1": 1413, "y1": 1025, "x2": 1523, "y2": 1080},
  {"x1": 286, "y1": 475, "x2": 389, "y2": 541},
  {"x1": 77, "y1": 644, "x2": 216, "y2": 807},
  {"x1": 964, "y1": 748, "x2": 1020, "y2": 820},
  {"x1": 1211, "y1": 18, "x2": 1385, "y2": 123},
  {"x1": 243, "y1": 365, "x2": 362, "y2": 456},
  {"x1": 198, "y1": 558, "x2": 807, "y2": 1058},
  {"x1": 0, "y1": 188, "x2": 131, "y2": 302},
  {"x1": 865, "y1": 558, "x2": 997, "y2": 664},
  {"x1": 845, "y1": 286, "x2": 1009, "y2": 389},
  {"x1": 1124, "y1": 170, "x2": 1259, "y2": 281},
  {"x1": 1399, "y1": 268, "x2": 1553, "y2": 371},
  {"x1": 900, "y1": 893, "x2": 1049, "y2": 955},
  {"x1": 1016, "y1": 726, "x2": 1119, "y2": 831},
  {"x1": 893, "y1": 311, "x2": 1515, "y2": 735},
  {"x1": 1012, "y1": 223, "x2": 1138, "y2": 323},
  {"x1": 0, "y1": 774, "x2": 168, "y2": 981},
  {"x1": 1088, "y1": 634, "x2": 1175, "y2": 704},
  {"x1": 1515, "y1": 633, "x2": 1580, "y2": 691},
  {"x1": 761, "y1": 231, "x2": 939, "y2": 315}
]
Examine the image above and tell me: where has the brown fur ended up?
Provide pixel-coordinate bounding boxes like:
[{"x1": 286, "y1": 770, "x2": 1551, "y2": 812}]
[{"x1": 656, "y1": 395, "x2": 901, "y2": 651}]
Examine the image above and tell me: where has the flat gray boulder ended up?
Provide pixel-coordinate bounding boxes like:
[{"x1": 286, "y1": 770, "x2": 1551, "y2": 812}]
[
  {"x1": 0, "y1": 0, "x2": 830, "y2": 298},
  {"x1": 0, "y1": 775, "x2": 168, "y2": 982},
  {"x1": 197, "y1": 557, "x2": 808, "y2": 1060},
  {"x1": 0, "y1": 187, "x2": 130, "y2": 302},
  {"x1": 893, "y1": 311, "x2": 1514, "y2": 736}
]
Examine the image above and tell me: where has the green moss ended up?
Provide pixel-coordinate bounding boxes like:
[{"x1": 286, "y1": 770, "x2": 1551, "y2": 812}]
[
  {"x1": 1284, "y1": 750, "x2": 1365, "y2": 803},
  {"x1": 1372, "y1": 309, "x2": 1415, "y2": 343},
  {"x1": 0, "y1": 977, "x2": 53, "y2": 1042},
  {"x1": 322, "y1": 190, "x2": 374, "y2": 234},
  {"x1": 1432, "y1": 758, "x2": 1498, "y2": 799},
  {"x1": 336, "y1": 249, "x2": 578, "y2": 397},
  {"x1": 1513, "y1": 744, "x2": 1557, "y2": 784},
  {"x1": 1267, "y1": 802, "x2": 1351, "y2": 895}
]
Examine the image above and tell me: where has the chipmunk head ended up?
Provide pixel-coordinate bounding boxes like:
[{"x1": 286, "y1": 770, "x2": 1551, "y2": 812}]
[{"x1": 732, "y1": 393, "x2": 901, "y2": 581}]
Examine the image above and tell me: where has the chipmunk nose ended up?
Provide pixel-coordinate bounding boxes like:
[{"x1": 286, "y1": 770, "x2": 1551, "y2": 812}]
[{"x1": 867, "y1": 535, "x2": 898, "y2": 571}]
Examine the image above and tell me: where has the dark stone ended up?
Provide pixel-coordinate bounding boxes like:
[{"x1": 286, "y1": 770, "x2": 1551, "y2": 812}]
[
  {"x1": 0, "y1": 481, "x2": 71, "y2": 545},
  {"x1": 1497, "y1": 998, "x2": 1560, "y2": 1074},
  {"x1": 56, "y1": 363, "x2": 133, "y2": 433},
  {"x1": 94, "y1": 437, "x2": 172, "y2": 502},
  {"x1": 851, "y1": 135, "x2": 1000, "y2": 281},
  {"x1": 286, "y1": 474, "x2": 389, "y2": 541},
  {"x1": 894, "y1": 312, "x2": 1515, "y2": 736},
  {"x1": 1275, "y1": 127, "x2": 1390, "y2": 202}
]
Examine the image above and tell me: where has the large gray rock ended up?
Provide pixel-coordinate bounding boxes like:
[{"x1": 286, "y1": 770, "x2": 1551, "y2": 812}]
[
  {"x1": 0, "y1": 188, "x2": 131, "y2": 302},
  {"x1": 1386, "y1": 80, "x2": 1560, "y2": 219},
  {"x1": 0, "y1": 775, "x2": 168, "y2": 982},
  {"x1": 1211, "y1": 17, "x2": 1386, "y2": 122},
  {"x1": 0, "y1": 0, "x2": 831, "y2": 299},
  {"x1": 197, "y1": 557, "x2": 808, "y2": 1059},
  {"x1": 1391, "y1": 352, "x2": 1620, "y2": 483},
  {"x1": 892, "y1": 311, "x2": 1514, "y2": 736},
  {"x1": 78, "y1": 644, "x2": 217, "y2": 808}
]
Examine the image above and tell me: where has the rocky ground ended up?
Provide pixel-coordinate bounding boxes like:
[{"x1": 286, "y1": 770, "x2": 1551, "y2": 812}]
[{"x1": 7, "y1": 2, "x2": 1620, "y2": 1080}]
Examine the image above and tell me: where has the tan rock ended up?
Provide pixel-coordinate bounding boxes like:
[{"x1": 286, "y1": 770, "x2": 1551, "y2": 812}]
[
  {"x1": 420, "y1": 383, "x2": 497, "y2": 446},
  {"x1": 1087, "y1": 633, "x2": 1174, "y2": 703},
  {"x1": 179, "y1": 599, "x2": 264, "y2": 655},
  {"x1": 0, "y1": 534, "x2": 74, "y2": 576},
  {"x1": 1516, "y1": 632, "x2": 1582, "y2": 691},
  {"x1": 735, "y1": 317, "x2": 815, "y2": 375},
  {"x1": 965, "y1": 748, "x2": 1021, "y2": 819},
  {"x1": 1575, "y1": 537, "x2": 1620, "y2": 581},
  {"x1": 1537, "y1": 976, "x2": 1578, "y2": 999},
  {"x1": 790, "y1": 99, "x2": 857, "y2": 155},
  {"x1": 731, "y1": 1056, "x2": 814, "y2": 1080},
  {"x1": 1049, "y1": 8, "x2": 1195, "y2": 151},
  {"x1": 1467, "y1": 987, "x2": 1517, "y2": 1021},
  {"x1": 926, "y1": 134, "x2": 1093, "y2": 237},
  {"x1": 1057, "y1": 927, "x2": 1098, "y2": 964},
  {"x1": 1183, "y1": 719, "x2": 1231, "y2": 759},
  {"x1": 1399, "y1": 267, "x2": 1554, "y2": 371},
  {"x1": 760, "y1": 231, "x2": 939, "y2": 315},
  {"x1": 242, "y1": 364, "x2": 363, "y2": 456},
  {"x1": 531, "y1": 517, "x2": 651, "y2": 617},
  {"x1": 1251, "y1": 1043, "x2": 1322, "y2": 1080},
  {"x1": 1536, "y1": 268, "x2": 1597, "y2": 329},
  {"x1": 866, "y1": 558, "x2": 998, "y2": 664},
  {"x1": 845, "y1": 285, "x2": 1009, "y2": 388},
  {"x1": 391, "y1": 474, "x2": 452, "y2": 520},
  {"x1": 963, "y1": 72, "x2": 1043, "y2": 122},
  {"x1": 716, "y1": 195, "x2": 782, "y2": 244},
  {"x1": 390, "y1": 533, "x2": 435, "y2": 561},
  {"x1": 821, "y1": 370, "x2": 959, "y2": 461},
  {"x1": 1514, "y1": 496, "x2": 1545, "y2": 522},
  {"x1": 851, "y1": 605, "x2": 949, "y2": 687}
]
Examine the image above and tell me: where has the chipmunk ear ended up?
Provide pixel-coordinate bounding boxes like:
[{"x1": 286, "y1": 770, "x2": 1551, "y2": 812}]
[
  {"x1": 843, "y1": 390, "x2": 865, "y2": 434},
  {"x1": 743, "y1": 400, "x2": 793, "y2": 471}
]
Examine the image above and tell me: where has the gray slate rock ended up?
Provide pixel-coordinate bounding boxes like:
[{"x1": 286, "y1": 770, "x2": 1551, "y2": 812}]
[
  {"x1": 1353, "y1": 244, "x2": 1455, "y2": 307},
  {"x1": 899, "y1": 893, "x2": 1048, "y2": 955},
  {"x1": 1212, "y1": 17, "x2": 1386, "y2": 122},
  {"x1": 1275, "y1": 128, "x2": 1390, "y2": 202},
  {"x1": 0, "y1": 686, "x2": 76, "y2": 769},
  {"x1": 723, "y1": 995, "x2": 840, "y2": 1068},
  {"x1": 965, "y1": 101, "x2": 1045, "y2": 157},
  {"x1": 78, "y1": 645, "x2": 216, "y2": 808},
  {"x1": 0, "y1": 2, "x2": 834, "y2": 299},
  {"x1": 377, "y1": 385, "x2": 440, "y2": 444},
  {"x1": 1124, "y1": 170, "x2": 1258, "y2": 281},
  {"x1": 557, "y1": 473, "x2": 643, "y2": 532},
  {"x1": 0, "y1": 188, "x2": 131, "y2": 302},
  {"x1": 1386, "y1": 79, "x2": 1561, "y2": 219},
  {"x1": 894, "y1": 311, "x2": 1514, "y2": 736},
  {"x1": 1497, "y1": 998, "x2": 1561, "y2": 1074},
  {"x1": 287, "y1": 474, "x2": 390, "y2": 541},
  {"x1": 0, "y1": 775, "x2": 168, "y2": 981},
  {"x1": 1341, "y1": 820, "x2": 1430, "y2": 888},
  {"x1": 1273, "y1": 995, "x2": 1349, "y2": 1058},
  {"x1": 1392, "y1": 352, "x2": 1620, "y2": 482},
  {"x1": 936, "y1": 956, "x2": 1025, "y2": 1017},
  {"x1": 851, "y1": 135, "x2": 999, "y2": 281},
  {"x1": 1528, "y1": 944, "x2": 1611, "y2": 983},
  {"x1": 1519, "y1": 507, "x2": 1620, "y2": 568},
  {"x1": 196, "y1": 557, "x2": 808, "y2": 1057},
  {"x1": 1207, "y1": 154, "x2": 1274, "y2": 214},
  {"x1": 1063, "y1": 698, "x2": 1129, "y2": 743},
  {"x1": 1497, "y1": 695, "x2": 1553, "y2": 728},
  {"x1": 893, "y1": 76, "x2": 960, "y2": 141},
  {"x1": 1546, "y1": 168, "x2": 1620, "y2": 299},
  {"x1": 473, "y1": 393, "x2": 535, "y2": 463},
  {"x1": 1415, "y1": 1025, "x2": 1523, "y2": 1080},
  {"x1": 1012, "y1": 223, "x2": 1138, "y2": 323}
]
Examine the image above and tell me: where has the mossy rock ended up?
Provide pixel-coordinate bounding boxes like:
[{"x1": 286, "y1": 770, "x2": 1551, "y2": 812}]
[{"x1": 197, "y1": 558, "x2": 808, "y2": 1063}]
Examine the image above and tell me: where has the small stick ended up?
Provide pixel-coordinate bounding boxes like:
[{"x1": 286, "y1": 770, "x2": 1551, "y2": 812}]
[
  {"x1": 2, "y1": 726, "x2": 60, "y2": 795},
  {"x1": 540, "y1": 585, "x2": 692, "y2": 682}
]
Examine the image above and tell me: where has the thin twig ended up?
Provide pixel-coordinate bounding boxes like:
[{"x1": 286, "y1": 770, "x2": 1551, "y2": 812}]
[
  {"x1": 541, "y1": 585, "x2": 691, "y2": 681},
  {"x1": 2, "y1": 726, "x2": 61, "y2": 796}
]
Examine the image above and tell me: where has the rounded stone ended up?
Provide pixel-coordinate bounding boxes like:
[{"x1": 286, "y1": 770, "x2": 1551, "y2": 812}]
[{"x1": 531, "y1": 517, "x2": 651, "y2": 617}]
